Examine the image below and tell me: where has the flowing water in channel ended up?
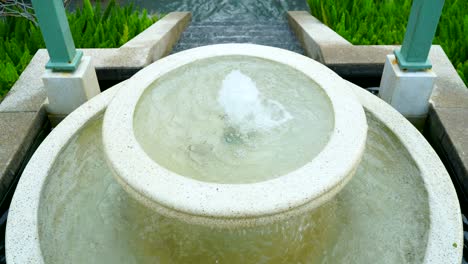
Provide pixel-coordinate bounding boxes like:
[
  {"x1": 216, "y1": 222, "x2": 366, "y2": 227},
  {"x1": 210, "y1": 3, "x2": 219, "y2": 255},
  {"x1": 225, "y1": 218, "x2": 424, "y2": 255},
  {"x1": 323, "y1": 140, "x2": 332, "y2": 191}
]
[
  {"x1": 39, "y1": 112, "x2": 429, "y2": 263},
  {"x1": 69, "y1": 0, "x2": 309, "y2": 22}
]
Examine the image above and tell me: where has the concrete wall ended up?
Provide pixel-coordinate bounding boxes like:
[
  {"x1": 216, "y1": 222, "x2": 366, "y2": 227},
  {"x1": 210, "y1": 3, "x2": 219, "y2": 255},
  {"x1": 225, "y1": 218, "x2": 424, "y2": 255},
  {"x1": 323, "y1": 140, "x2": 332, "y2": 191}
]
[
  {"x1": 0, "y1": 12, "x2": 191, "y2": 208},
  {"x1": 288, "y1": 11, "x2": 468, "y2": 205},
  {"x1": 1, "y1": 9, "x2": 466, "y2": 218}
]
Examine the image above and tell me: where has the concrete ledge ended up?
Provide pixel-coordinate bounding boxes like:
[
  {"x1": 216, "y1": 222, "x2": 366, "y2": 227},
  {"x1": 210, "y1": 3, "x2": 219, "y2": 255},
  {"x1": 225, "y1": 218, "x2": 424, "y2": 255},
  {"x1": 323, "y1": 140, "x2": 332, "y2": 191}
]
[
  {"x1": 0, "y1": 12, "x2": 191, "y2": 211},
  {"x1": 287, "y1": 11, "x2": 350, "y2": 61},
  {"x1": 0, "y1": 11, "x2": 191, "y2": 113},
  {"x1": 321, "y1": 45, "x2": 468, "y2": 108},
  {"x1": 429, "y1": 46, "x2": 468, "y2": 109},
  {"x1": 122, "y1": 12, "x2": 192, "y2": 62},
  {"x1": 0, "y1": 109, "x2": 48, "y2": 204},
  {"x1": 0, "y1": 50, "x2": 49, "y2": 112},
  {"x1": 320, "y1": 45, "x2": 395, "y2": 87},
  {"x1": 426, "y1": 106, "x2": 468, "y2": 204},
  {"x1": 287, "y1": 10, "x2": 468, "y2": 206},
  {"x1": 320, "y1": 45, "x2": 394, "y2": 65}
]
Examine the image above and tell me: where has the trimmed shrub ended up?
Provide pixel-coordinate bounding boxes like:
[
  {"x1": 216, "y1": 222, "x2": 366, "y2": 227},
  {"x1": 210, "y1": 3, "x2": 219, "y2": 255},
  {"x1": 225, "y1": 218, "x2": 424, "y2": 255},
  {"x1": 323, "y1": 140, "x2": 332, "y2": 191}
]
[
  {"x1": 308, "y1": 0, "x2": 467, "y2": 86},
  {"x1": 0, "y1": 0, "x2": 158, "y2": 99}
]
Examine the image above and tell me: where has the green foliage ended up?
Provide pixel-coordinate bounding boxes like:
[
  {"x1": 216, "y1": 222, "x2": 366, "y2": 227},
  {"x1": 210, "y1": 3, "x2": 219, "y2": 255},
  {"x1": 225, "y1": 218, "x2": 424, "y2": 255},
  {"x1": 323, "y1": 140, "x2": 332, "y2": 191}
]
[
  {"x1": 0, "y1": 0, "x2": 158, "y2": 99},
  {"x1": 308, "y1": 0, "x2": 468, "y2": 86},
  {"x1": 434, "y1": 0, "x2": 468, "y2": 85},
  {"x1": 0, "y1": 62, "x2": 19, "y2": 93},
  {"x1": 68, "y1": 0, "x2": 157, "y2": 48}
]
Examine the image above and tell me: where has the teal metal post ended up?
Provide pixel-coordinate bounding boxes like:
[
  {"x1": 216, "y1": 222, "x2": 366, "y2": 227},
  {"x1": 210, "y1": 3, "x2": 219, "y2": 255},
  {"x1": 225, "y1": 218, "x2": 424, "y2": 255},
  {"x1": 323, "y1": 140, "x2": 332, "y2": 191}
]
[
  {"x1": 394, "y1": 0, "x2": 444, "y2": 71},
  {"x1": 30, "y1": 0, "x2": 82, "y2": 71}
]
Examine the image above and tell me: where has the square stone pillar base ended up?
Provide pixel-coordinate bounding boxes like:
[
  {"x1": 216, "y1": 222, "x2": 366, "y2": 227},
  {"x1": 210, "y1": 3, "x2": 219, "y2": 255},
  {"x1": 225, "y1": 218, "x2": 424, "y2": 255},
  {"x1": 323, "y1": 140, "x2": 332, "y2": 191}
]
[
  {"x1": 42, "y1": 56, "x2": 100, "y2": 115},
  {"x1": 379, "y1": 54, "x2": 436, "y2": 119}
]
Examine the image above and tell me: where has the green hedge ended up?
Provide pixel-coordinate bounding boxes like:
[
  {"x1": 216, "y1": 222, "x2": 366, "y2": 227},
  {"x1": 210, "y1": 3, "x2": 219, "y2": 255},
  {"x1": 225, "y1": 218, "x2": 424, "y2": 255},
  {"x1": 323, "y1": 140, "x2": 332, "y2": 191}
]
[
  {"x1": 0, "y1": 0, "x2": 158, "y2": 99},
  {"x1": 308, "y1": 0, "x2": 467, "y2": 86}
]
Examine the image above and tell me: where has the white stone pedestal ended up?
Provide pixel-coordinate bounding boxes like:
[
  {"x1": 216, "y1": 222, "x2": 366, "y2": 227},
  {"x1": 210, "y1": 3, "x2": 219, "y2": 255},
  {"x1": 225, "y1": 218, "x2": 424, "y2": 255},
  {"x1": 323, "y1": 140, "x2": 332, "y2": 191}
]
[
  {"x1": 379, "y1": 54, "x2": 436, "y2": 119},
  {"x1": 42, "y1": 56, "x2": 100, "y2": 115}
]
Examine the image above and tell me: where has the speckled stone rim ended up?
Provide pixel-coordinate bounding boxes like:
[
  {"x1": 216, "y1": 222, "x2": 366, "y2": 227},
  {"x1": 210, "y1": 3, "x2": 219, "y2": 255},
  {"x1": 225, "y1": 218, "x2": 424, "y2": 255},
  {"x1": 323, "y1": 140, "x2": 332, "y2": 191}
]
[
  {"x1": 102, "y1": 44, "x2": 368, "y2": 224},
  {"x1": 5, "y1": 80, "x2": 462, "y2": 263}
]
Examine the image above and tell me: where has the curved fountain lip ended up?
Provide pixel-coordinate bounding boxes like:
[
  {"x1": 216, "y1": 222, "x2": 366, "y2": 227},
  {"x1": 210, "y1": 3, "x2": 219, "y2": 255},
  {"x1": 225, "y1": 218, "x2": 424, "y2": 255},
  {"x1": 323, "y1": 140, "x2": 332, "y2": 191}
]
[
  {"x1": 102, "y1": 44, "x2": 368, "y2": 224},
  {"x1": 5, "y1": 78, "x2": 462, "y2": 263}
]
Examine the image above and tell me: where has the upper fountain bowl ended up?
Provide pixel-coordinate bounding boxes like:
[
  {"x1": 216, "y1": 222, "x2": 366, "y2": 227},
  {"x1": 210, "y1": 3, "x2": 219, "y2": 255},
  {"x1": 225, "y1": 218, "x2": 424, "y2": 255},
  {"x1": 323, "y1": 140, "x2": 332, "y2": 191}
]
[{"x1": 102, "y1": 44, "x2": 367, "y2": 227}]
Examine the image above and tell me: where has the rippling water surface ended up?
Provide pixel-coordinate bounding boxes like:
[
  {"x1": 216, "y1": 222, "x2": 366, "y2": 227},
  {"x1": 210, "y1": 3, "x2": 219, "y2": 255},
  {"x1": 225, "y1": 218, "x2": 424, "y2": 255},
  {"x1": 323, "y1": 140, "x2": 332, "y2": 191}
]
[
  {"x1": 39, "y1": 112, "x2": 429, "y2": 263},
  {"x1": 70, "y1": 0, "x2": 309, "y2": 21},
  {"x1": 134, "y1": 57, "x2": 334, "y2": 183}
]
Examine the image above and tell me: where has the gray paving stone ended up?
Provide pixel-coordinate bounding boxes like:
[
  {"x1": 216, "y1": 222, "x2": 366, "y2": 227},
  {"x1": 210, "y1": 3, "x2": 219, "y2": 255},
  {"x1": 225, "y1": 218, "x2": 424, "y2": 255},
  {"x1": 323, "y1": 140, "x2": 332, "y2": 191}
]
[
  {"x1": 0, "y1": 50, "x2": 48, "y2": 113},
  {"x1": 0, "y1": 13, "x2": 191, "y2": 113},
  {"x1": 426, "y1": 106, "x2": 468, "y2": 202},
  {"x1": 0, "y1": 110, "x2": 47, "y2": 201},
  {"x1": 320, "y1": 44, "x2": 468, "y2": 109},
  {"x1": 430, "y1": 46, "x2": 468, "y2": 109},
  {"x1": 171, "y1": 21, "x2": 304, "y2": 54}
]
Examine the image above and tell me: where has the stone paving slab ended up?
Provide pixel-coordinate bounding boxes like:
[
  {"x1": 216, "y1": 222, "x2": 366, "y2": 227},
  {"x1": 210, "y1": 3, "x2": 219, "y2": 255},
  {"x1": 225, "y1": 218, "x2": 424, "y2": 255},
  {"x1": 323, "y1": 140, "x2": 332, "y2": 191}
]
[
  {"x1": 0, "y1": 110, "x2": 47, "y2": 202},
  {"x1": 287, "y1": 11, "x2": 350, "y2": 60},
  {"x1": 123, "y1": 12, "x2": 191, "y2": 62},
  {"x1": 287, "y1": 10, "x2": 468, "y2": 213},
  {"x1": 0, "y1": 12, "x2": 191, "y2": 215},
  {"x1": 316, "y1": 43, "x2": 468, "y2": 189},
  {"x1": 321, "y1": 45, "x2": 393, "y2": 65},
  {"x1": 321, "y1": 44, "x2": 468, "y2": 109},
  {"x1": 0, "y1": 50, "x2": 49, "y2": 113},
  {"x1": 429, "y1": 46, "x2": 468, "y2": 109},
  {"x1": 426, "y1": 106, "x2": 468, "y2": 203},
  {"x1": 171, "y1": 20, "x2": 304, "y2": 54},
  {"x1": 0, "y1": 12, "x2": 191, "y2": 114}
]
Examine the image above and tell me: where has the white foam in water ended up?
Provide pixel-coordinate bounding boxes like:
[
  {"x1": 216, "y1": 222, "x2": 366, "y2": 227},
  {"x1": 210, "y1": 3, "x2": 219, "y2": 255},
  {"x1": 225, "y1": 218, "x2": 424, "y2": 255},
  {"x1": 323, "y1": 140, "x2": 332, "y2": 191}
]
[
  {"x1": 133, "y1": 56, "x2": 334, "y2": 183},
  {"x1": 39, "y1": 113, "x2": 430, "y2": 263},
  {"x1": 218, "y1": 70, "x2": 293, "y2": 133}
]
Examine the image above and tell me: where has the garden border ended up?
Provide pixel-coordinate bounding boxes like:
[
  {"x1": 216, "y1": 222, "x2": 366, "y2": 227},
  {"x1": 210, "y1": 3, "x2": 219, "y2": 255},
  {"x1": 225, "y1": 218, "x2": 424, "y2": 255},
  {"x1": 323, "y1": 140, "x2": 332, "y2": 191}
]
[
  {"x1": 1, "y1": 8, "x2": 466, "y2": 226},
  {"x1": 0, "y1": 11, "x2": 191, "y2": 207},
  {"x1": 288, "y1": 10, "x2": 468, "y2": 206}
]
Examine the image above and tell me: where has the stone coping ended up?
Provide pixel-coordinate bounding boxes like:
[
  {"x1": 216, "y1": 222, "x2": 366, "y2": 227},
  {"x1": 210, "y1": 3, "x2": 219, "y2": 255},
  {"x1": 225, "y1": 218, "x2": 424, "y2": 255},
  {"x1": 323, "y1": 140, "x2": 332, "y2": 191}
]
[
  {"x1": 287, "y1": 10, "x2": 468, "y2": 205},
  {"x1": 0, "y1": 12, "x2": 191, "y2": 113},
  {"x1": 102, "y1": 44, "x2": 367, "y2": 226},
  {"x1": 0, "y1": 10, "x2": 465, "y2": 260},
  {"x1": 0, "y1": 12, "x2": 191, "y2": 208},
  {"x1": 0, "y1": 109, "x2": 48, "y2": 205},
  {"x1": 6, "y1": 77, "x2": 462, "y2": 263}
]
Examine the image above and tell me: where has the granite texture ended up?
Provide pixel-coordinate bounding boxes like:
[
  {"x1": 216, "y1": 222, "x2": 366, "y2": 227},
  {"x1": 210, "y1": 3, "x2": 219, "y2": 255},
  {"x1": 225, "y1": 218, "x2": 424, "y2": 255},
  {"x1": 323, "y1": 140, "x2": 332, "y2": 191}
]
[
  {"x1": 171, "y1": 21, "x2": 304, "y2": 54},
  {"x1": 0, "y1": 110, "x2": 47, "y2": 203},
  {"x1": 102, "y1": 44, "x2": 367, "y2": 227},
  {"x1": 5, "y1": 75, "x2": 462, "y2": 263},
  {"x1": 0, "y1": 9, "x2": 466, "y2": 262},
  {"x1": 0, "y1": 50, "x2": 49, "y2": 113},
  {"x1": 0, "y1": 12, "x2": 190, "y2": 114},
  {"x1": 287, "y1": 11, "x2": 468, "y2": 215},
  {"x1": 425, "y1": 106, "x2": 468, "y2": 203},
  {"x1": 287, "y1": 11, "x2": 349, "y2": 61},
  {"x1": 0, "y1": 11, "x2": 191, "y2": 231}
]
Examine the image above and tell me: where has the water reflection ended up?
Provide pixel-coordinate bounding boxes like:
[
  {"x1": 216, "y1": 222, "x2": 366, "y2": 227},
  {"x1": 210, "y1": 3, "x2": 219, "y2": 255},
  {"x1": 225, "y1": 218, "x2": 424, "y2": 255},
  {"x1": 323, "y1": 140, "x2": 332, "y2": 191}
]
[{"x1": 69, "y1": 0, "x2": 309, "y2": 21}]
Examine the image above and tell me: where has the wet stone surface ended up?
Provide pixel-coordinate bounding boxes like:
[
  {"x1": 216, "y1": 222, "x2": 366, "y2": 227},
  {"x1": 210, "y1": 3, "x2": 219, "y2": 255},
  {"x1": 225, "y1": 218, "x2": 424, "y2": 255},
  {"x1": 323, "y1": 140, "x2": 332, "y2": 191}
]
[
  {"x1": 71, "y1": 0, "x2": 310, "y2": 23},
  {"x1": 171, "y1": 21, "x2": 304, "y2": 54}
]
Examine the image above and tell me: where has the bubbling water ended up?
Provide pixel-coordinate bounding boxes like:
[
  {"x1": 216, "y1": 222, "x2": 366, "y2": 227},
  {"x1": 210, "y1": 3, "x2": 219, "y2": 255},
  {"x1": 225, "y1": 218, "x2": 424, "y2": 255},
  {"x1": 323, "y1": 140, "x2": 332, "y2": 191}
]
[
  {"x1": 38, "y1": 112, "x2": 429, "y2": 263},
  {"x1": 133, "y1": 56, "x2": 334, "y2": 183},
  {"x1": 218, "y1": 70, "x2": 292, "y2": 133}
]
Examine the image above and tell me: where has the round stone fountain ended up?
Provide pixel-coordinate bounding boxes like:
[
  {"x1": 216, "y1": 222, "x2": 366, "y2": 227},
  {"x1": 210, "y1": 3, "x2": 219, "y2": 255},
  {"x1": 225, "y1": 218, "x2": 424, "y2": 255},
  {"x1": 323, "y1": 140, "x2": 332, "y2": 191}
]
[{"x1": 6, "y1": 44, "x2": 463, "y2": 263}]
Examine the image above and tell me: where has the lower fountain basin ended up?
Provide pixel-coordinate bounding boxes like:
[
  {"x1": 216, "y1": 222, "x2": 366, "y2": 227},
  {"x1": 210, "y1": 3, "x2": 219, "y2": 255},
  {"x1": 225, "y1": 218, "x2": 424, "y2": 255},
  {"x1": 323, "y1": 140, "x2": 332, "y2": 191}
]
[
  {"x1": 101, "y1": 45, "x2": 368, "y2": 261},
  {"x1": 6, "y1": 47, "x2": 462, "y2": 263},
  {"x1": 102, "y1": 45, "x2": 367, "y2": 228}
]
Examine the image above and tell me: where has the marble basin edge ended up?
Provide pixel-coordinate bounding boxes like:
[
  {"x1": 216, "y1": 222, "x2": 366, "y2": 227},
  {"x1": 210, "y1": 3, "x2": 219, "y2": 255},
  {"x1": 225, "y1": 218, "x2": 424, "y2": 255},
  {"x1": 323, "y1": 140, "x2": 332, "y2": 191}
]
[
  {"x1": 102, "y1": 44, "x2": 368, "y2": 227},
  {"x1": 5, "y1": 46, "x2": 462, "y2": 263}
]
